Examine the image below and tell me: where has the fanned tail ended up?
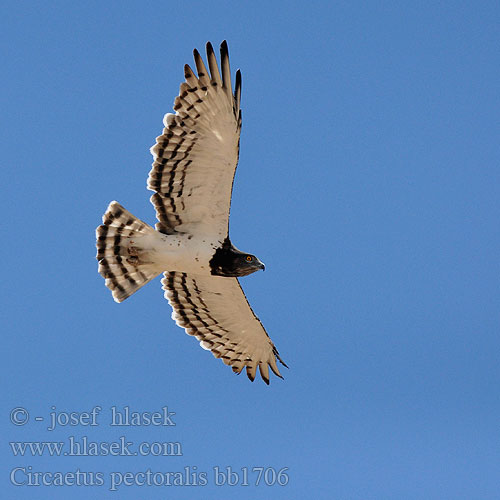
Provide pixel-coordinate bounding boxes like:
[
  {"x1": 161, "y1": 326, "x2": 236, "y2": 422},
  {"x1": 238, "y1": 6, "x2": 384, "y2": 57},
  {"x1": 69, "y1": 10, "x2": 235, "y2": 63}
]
[{"x1": 96, "y1": 201, "x2": 161, "y2": 302}]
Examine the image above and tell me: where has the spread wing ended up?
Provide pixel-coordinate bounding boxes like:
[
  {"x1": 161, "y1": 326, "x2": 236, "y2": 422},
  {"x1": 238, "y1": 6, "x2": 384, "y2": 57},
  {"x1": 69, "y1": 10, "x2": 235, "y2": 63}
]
[
  {"x1": 162, "y1": 272, "x2": 287, "y2": 384},
  {"x1": 148, "y1": 41, "x2": 242, "y2": 238}
]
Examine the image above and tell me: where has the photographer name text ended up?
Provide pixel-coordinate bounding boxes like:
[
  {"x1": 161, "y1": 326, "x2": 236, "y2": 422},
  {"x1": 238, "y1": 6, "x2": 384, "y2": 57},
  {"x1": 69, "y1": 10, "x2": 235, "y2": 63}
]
[{"x1": 11, "y1": 406, "x2": 176, "y2": 430}]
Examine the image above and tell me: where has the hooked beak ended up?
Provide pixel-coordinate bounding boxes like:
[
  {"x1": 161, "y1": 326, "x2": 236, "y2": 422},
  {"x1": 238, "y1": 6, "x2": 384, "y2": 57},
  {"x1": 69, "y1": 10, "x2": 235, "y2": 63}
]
[{"x1": 257, "y1": 260, "x2": 265, "y2": 271}]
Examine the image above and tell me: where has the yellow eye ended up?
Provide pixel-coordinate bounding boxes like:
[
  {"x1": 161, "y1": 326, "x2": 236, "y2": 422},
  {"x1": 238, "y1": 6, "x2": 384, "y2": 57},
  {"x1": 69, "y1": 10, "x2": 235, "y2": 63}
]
[{"x1": 246, "y1": 255, "x2": 253, "y2": 262}]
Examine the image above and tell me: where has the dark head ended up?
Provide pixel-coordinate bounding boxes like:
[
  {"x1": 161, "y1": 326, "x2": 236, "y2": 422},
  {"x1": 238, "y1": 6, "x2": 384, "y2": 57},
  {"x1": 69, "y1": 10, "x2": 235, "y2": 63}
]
[{"x1": 210, "y1": 239, "x2": 265, "y2": 277}]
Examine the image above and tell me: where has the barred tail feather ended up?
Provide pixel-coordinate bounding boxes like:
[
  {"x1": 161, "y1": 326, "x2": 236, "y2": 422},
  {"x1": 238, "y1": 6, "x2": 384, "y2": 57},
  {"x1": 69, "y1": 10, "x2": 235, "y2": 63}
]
[{"x1": 96, "y1": 201, "x2": 161, "y2": 302}]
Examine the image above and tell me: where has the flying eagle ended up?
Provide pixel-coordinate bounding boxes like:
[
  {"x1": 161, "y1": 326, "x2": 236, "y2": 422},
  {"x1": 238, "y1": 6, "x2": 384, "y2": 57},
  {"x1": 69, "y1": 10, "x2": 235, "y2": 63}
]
[{"x1": 96, "y1": 41, "x2": 287, "y2": 384}]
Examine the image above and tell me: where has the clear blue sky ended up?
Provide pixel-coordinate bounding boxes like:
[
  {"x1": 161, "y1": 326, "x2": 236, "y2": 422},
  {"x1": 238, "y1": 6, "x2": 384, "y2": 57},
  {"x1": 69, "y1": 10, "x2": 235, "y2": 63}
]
[{"x1": 2, "y1": 1, "x2": 499, "y2": 498}]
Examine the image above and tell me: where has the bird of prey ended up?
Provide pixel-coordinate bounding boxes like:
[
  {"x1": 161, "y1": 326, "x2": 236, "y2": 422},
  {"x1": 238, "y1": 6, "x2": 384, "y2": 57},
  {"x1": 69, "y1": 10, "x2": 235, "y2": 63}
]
[{"x1": 96, "y1": 41, "x2": 287, "y2": 384}]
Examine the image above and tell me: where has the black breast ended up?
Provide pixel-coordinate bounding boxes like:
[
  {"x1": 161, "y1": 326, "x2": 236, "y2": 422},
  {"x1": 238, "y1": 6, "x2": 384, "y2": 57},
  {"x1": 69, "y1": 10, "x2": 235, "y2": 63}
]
[{"x1": 209, "y1": 238, "x2": 252, "y2": 277}]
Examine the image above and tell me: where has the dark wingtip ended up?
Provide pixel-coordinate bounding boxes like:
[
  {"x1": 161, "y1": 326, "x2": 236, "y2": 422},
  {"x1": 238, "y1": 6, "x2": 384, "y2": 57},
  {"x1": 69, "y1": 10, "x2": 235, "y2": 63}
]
[
  {"x1": 246, "y1": 368, "x2": 255, "y2": 382},
  {"x1": 220, "y1": 40, "x2": 228, "y2": 55},
  {"x1": 206, "y1": 41, "x2": 215, "y2": 56},
  {"x1": 234, "y1": 70, "x2": 242, "y2": 109},
  {"x1": 272, "y1": 346, "x2": 289, "y2": 369}
]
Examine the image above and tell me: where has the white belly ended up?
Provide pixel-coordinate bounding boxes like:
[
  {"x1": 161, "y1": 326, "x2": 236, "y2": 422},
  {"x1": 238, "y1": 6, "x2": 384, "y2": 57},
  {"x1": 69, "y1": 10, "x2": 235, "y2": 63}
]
[{"x1": 138, "y1": 231, "x2": 221, "y2": 275}]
